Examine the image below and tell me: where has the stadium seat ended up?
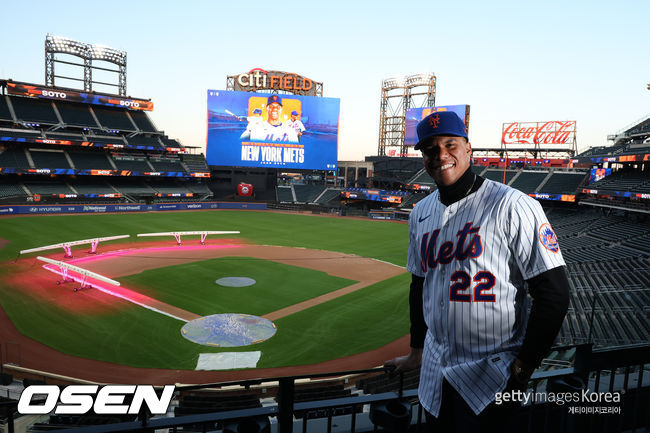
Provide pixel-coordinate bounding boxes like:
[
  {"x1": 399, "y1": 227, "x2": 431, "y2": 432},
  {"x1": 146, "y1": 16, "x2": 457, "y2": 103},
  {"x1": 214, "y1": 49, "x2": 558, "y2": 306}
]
[
  {"x1": 92, "y1": 106, "x2": 137, "y2": 132},
  {"x1": 539, "y1": 172, "x2": 587, "y2": 194},
  {"x1": 509, "y1": 171, "x2": 548, "y2": 194},
  {"x1": 483, "y1": 169, "x2": 518, "y2": 185},
  {"x1": 55, "y1": 101, "x2": 99, "y2": 128},
  {"x1": 293, "y1": 184, "x2": 326, "y2": 203},
  {"x1": 67, "y1": 150, "x2": 114, "y2": 170},
  {"x1": 29, "y1": 149, "x2": 71, "y2": 169},
  {"x1": 128, "y1": 110, "x2": 158, "y2": 132},
  {"x1": 9, "y1": 96, "x2": 60, "y2": 125},
  {"x1": 276, "y1": 186, "x2": 293, "y2": 203}
]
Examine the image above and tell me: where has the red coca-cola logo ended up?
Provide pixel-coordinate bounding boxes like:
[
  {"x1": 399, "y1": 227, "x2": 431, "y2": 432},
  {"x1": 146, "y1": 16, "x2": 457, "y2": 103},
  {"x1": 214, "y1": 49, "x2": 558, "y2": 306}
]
[{"x1": 502, "y1": 121, "x2": 575, "y2": 145}]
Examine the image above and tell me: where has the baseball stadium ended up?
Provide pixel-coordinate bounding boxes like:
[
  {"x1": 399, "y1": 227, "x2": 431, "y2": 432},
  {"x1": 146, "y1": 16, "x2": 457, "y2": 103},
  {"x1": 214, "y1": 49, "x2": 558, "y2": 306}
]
[{"x1": 0, "y1": 33, "x2": 649, "y2": 433}]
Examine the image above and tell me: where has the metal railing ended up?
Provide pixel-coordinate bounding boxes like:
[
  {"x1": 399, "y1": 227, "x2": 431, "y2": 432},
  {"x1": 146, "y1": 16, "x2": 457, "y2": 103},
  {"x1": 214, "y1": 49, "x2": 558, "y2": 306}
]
[{"x1": 2, "y1": 344, "x2": 649, "y2": 433}]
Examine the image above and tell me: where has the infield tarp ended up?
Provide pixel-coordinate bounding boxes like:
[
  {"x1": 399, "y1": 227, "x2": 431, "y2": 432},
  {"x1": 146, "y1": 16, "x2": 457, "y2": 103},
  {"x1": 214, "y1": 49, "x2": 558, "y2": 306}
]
[{"x1": 196, "y1": 352, "x2": 261, "y2": 370}]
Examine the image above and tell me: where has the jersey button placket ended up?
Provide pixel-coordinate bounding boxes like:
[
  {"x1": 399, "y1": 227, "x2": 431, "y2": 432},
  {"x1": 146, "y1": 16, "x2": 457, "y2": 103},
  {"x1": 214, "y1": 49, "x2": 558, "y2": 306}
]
[{"x1": 439, "y1": 271, "x2": 445, "y2": 308}]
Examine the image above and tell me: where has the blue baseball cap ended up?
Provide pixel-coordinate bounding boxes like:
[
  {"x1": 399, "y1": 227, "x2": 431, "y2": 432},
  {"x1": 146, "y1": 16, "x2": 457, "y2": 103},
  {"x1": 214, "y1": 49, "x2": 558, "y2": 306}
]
[
  {"x1": 267, "y1": 94, "x2": 282, "y2": 106},
  {"x1": 291, "y1": 110, "x2": 298, "y2": 116},
  {"x1": 253, "y1": 108, "x2": 262, "y2": 114},
  {"x1": 415, "y1": 111, "x2": 468, "y2": 150}
]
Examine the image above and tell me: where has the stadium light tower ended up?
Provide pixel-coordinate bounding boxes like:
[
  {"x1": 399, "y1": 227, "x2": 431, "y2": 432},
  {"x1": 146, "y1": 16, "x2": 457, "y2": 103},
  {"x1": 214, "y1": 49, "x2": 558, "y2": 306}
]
[
  {"x1": 377, "y1": 73, "x2": 436, "y2": 157},
  {"x1": 45, "y1": 34, "x2": 127, "y2": 96}
]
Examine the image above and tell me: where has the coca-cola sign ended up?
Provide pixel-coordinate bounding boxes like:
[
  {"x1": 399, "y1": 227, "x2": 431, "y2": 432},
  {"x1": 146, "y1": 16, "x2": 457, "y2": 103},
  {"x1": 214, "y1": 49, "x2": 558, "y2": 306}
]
[{"x1": 502, "y1": 121, "x2": 576, "y2": 146}]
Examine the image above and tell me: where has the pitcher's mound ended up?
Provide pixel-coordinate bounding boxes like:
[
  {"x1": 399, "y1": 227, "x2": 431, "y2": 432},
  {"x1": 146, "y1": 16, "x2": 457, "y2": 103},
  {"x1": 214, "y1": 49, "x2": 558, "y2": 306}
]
[
  {"x1": 215, "y1": 277, "x2": 256, "y2": 287},
  {"x1": 181, "y1": 313, "x2": 276, "y2": 347}
]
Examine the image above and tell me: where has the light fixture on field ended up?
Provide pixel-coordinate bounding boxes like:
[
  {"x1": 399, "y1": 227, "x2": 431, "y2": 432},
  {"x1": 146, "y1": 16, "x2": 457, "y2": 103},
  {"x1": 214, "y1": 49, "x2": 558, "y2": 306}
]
[{"x1": 137, "y1": 231, "x2": 240, "y2": 245}]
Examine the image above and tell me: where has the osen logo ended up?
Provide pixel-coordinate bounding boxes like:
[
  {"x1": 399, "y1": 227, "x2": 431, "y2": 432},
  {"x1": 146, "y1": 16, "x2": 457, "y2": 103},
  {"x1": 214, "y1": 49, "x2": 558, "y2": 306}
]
[{"x1": 18, "y1": 385, "x2": 175, "y2": 415}]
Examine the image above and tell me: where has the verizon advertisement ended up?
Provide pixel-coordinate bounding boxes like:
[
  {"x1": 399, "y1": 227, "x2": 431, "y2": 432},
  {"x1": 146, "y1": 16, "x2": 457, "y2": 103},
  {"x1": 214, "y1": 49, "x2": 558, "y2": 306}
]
[{"x1": 502, "y1": 121, "x2": 576, "y2": 146}]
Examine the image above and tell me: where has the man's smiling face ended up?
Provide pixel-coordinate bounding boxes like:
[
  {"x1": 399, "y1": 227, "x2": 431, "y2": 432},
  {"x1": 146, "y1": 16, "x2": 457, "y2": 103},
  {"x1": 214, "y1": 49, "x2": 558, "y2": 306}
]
[{"x1": 420, "y1": 135, "x2": 472, "y2": 186}]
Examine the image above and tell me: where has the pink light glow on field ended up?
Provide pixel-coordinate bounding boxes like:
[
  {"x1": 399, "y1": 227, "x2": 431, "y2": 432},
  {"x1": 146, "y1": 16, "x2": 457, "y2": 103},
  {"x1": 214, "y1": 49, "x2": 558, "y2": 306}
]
[
  {"x1": 41, "y1": 263, "x2": 190, "y2": 321},
  {"x1": 32, "y1": 242, "x2": 243, "y2": 319}
]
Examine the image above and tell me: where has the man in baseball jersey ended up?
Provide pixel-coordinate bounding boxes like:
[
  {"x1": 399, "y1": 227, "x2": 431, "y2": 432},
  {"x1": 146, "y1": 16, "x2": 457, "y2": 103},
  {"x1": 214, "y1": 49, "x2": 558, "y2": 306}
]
[
  {"x1": 284, "y1": 110, "x2": 306, "y2": 139},
  {"x1": 248, "y1": 108, "x2": 263, "y2": 125},
  {"x1": 385, "y1": 111, "x2": 570, "y2": 431},
  {"x1": 240, "y1": 95, "x2": 299, "y2": 143}
]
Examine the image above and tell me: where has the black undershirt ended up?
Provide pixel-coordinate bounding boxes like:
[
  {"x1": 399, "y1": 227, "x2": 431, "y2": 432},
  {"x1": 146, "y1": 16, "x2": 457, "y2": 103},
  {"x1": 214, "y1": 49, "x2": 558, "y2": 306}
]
[
  {"x1": 409, "y1": 166, "x2": 569, "y2": 369},
  {"x1": 437, "y1": 165, "x2": 484, "y2": 206}
]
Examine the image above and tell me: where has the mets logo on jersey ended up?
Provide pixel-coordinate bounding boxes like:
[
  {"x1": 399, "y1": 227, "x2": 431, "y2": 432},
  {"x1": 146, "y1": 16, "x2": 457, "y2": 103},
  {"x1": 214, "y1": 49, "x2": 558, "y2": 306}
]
[{"x1": 539, "y1": 223, "x2": 559, "y2": 253}]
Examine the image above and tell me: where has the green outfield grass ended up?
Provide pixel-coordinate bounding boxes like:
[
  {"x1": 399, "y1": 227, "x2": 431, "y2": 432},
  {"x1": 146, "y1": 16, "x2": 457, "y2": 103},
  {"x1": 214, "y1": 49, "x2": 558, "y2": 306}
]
[
  {"x1": 0, "y1": 211, "x2": 407, "y2": 264},
  {"x1": 0, "y1": 210, "x2": 410, "y2": 370},
  {"x1": 118, "y1": 257, "x2": 357, "y2": 316}
]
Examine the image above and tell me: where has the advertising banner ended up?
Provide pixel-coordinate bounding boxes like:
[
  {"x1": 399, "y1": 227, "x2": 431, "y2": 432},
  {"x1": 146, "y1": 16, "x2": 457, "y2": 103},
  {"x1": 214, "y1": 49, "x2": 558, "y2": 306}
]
[
  {"x1": 529, "y1": 193, "x2": 576, "y2": 202},
  {"x1": 7, "y1": 81, "x2": 153, "y2": 111},
  {"x1": 404, "y1": 105, "x2": 470, "y2": 146},
  {"x1": 502, "y1": 121, "x2": 576, "y2": 146},
  {"x1": 571, "y1": 153, "x2": 650, "y2": 165},
  {"x1": 0, "y1": 134, "x2": 182, "y2": 152},
  {"x1": 589, "y1": 168, "x2": 612, "y2": 184},
  {"x1": 342, "y1": 188, "x2": 407, "y2": 204},
  {"x1": 0, "y1": 202, "x2": 266, "y2": 215},
  {"x1": 0, "y1": 167, "x2": 200, "y2": 178},
  {"x1": 582, "y1": 189, "x2": 650, "y2": 200},
  {"x1": 206, "y1": 90, "x2": 339, "y2": 170}
]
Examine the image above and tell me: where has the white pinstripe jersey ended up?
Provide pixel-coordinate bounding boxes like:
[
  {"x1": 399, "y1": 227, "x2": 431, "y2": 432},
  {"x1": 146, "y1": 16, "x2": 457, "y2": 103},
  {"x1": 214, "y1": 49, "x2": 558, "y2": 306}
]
[
  {"x1": 406, "y1": 179, "x2": 565, "y2": 415},
  {"x1": 284, "y1": 119, "x2": 306, "y2": 134}
]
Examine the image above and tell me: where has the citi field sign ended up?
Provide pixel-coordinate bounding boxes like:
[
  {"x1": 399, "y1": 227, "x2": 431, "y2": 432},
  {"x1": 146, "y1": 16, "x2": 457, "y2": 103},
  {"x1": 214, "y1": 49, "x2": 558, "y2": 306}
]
[
  {"x1": 502, "y1": 121, "x2": 576, "y2": 146},
  {"x1": 234, "y1": 68, "x2": 316, "y2": 94}
]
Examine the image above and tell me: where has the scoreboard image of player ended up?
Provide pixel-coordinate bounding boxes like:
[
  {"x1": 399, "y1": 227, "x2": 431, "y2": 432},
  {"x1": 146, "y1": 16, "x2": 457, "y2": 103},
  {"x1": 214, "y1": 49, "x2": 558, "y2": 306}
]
[
  {"x1": 404, "y1": 105, "x2": 470, "y2": 146},
  {"x1": 206, "y1": 90, "x2": 340, "y2": 170}
]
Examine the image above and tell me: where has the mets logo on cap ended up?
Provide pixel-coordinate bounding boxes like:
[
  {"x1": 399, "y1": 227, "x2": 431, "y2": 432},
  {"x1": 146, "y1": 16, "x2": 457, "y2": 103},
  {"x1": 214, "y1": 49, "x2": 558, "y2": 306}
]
[
  {"x1": 428, "y1": 114, "x2": 440, "y2": 128},
  {"x1": 539, "y1": 223, "x2": 559, "y2": 253}
]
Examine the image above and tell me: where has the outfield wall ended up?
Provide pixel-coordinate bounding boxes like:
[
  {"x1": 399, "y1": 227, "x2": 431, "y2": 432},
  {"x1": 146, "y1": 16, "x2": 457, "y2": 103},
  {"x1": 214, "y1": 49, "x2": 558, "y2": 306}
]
[{"x1": 0, "y1": 201, "x2": 266, "y2": 215}]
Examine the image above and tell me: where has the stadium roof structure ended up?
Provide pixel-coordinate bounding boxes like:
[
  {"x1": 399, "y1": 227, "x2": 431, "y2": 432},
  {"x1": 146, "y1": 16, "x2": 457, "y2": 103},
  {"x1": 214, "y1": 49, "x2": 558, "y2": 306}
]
[
  {"x1": 606, "y1": 114, "x2": 650, "y2": 147},
  {"x1": 571, "y1": 115, "x2": 650, "y2": 164},
  {"x1": 45, "y1": 34, "x2": 128, "y2": 96}
]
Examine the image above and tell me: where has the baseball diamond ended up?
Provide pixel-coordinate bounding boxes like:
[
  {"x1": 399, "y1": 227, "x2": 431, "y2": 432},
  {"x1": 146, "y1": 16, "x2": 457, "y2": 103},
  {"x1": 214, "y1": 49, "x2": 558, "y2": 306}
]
[{"x1": 0, "y1": 210, "x2": 412, "y2": 384}]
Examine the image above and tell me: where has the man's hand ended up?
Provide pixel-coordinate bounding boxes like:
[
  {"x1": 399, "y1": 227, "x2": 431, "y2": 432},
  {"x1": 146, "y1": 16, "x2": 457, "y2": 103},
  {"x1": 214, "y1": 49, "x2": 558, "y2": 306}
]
[
  {"x1": 506, "y1": 358, "x2": 534, "y2": 392},
  {"x1": 384, "y1": 348, "x2": 423, "y2": 374}
]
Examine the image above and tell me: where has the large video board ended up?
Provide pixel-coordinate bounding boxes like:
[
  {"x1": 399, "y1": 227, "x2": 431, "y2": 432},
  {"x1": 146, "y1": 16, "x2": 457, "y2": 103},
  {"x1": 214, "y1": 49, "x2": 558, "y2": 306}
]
[
  {"x1": 206, "y1": 90, "x2": 339, "y2": 170},
  {"x1": 404, "y1": 105, "x2": 470, "y2": 146}
]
